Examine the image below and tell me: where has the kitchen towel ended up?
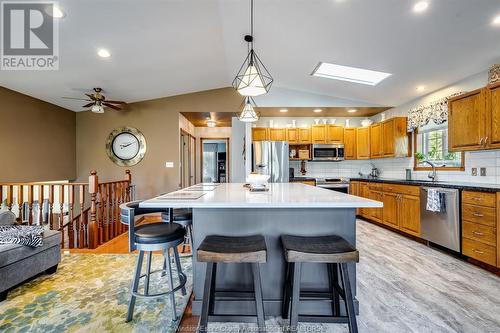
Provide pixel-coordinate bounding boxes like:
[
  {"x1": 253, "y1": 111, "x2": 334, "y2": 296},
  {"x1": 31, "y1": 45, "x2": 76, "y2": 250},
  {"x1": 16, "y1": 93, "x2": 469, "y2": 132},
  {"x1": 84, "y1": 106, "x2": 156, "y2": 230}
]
[{"x1": 426, "y1": 188, "x2": 445, "y2": 212}]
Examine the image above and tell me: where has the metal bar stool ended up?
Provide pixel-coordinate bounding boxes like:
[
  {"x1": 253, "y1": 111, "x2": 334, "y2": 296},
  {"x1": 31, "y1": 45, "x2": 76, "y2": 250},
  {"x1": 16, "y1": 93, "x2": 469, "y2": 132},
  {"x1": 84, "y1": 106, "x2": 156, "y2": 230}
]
[
  {"x1": 197, "y1": 235, "x2": 267, "y2": 333},
  {"x1": 281, "y1": 234, "x2": 359, "y2": 333},
  {"x1": 120, "y1": 201, "x2": 188, "y2": 322},
  {"x1": 161, "y1": 208, "x2": 193, "y2": 254}
]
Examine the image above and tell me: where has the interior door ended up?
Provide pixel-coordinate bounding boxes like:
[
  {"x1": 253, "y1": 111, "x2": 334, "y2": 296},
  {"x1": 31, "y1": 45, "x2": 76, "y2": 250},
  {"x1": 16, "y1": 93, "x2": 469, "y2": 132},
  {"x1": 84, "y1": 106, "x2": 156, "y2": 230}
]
[{"x1": 189, "y1": 136, "x2": 196, "y2": 185}]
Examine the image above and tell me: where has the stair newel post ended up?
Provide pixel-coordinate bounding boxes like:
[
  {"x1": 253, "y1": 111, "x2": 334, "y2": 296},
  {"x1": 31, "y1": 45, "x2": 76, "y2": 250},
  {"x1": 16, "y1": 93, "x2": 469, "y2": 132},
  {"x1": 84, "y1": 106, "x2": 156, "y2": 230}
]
[
  {"x1": 68, "y1": 185, "x2": 75, "y2": 249},
  {"x1": 79, "y1": 185, "x2": 85, "y2": 248},
  {"x1": 59, "y1": 185, "x2": 65, "y2": 247},
  {"x1": 28, "y1": 185, "x2": 33, "y2": 225},
  {"x1": 125, "y1": 170, "x2": 132, "y2": 202},
  {"x1": 38, "y1": 185, "x2": 44, "y2": 225},
  {"x1": 7, "y1": 185, "x2": 13, "y2": 211},
  {"x1": 89, "y1": 170, "x2": 99, "y2": 249},
  {"x1": 48, "y1": 185, "x2": 54, "y2": 230},
  {"x1": 17, "y1": 185, "x2": 23, "y2": 224}
]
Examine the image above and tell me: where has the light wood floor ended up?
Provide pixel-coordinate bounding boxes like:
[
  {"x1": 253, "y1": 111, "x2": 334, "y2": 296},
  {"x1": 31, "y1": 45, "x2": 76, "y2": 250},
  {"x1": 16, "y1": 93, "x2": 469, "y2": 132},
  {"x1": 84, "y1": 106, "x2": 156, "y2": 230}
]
[{"x1": 78, "y1": 218, "x2": 500, "y2": 332}]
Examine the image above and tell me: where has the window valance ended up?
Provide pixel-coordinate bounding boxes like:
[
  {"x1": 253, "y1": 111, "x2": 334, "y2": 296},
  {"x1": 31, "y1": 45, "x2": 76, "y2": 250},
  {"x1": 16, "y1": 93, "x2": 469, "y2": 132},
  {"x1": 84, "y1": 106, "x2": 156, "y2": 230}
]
[{"x1": 407, "y1": 93, "x2": 463, "y2": 132}]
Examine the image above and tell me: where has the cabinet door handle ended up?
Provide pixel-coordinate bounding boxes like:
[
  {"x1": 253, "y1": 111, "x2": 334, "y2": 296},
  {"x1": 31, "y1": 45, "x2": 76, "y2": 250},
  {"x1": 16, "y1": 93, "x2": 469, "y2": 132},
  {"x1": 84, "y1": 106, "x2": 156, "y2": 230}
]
[
  {"x1": 472, "y1": 231, "x2": 484, "y2": 236},
  {"x1": 479, "y1": 137, "x2": 484, "y2": 146},
  {"x1": 472, "y1": 212, "x2": 484, "y2": 217},
  {"x1": 484, "y1": 136, "x2": 488, "y2": 146},
  {"x1": 472, "y1": 249, "x2": 484, "y2": 254}
]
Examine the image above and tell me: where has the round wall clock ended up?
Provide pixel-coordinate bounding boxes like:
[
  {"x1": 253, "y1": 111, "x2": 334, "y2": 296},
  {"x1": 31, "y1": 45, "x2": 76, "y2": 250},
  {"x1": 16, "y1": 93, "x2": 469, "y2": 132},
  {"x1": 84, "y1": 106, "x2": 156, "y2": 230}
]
[{"x1": 105, "y1": 127, "x2": 147, "y2": 166}]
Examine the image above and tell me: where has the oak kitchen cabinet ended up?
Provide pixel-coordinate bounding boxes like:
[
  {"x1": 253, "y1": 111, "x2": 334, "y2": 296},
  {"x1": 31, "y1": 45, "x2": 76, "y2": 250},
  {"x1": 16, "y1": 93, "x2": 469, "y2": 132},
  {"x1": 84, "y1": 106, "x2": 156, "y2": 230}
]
[
  {"x1": 298, "y1": 128, "x2": 311, "y2": 144},
  {"x1": 344, "y1": 128, "x2": 356, "y2": 160},
  {"x1": 269, "y1": 128, "x2": 286, "y2": 141},
  {"x1": 311, "y1": 125, "x2": 327, "y2": 143},
  {"x1": 370, "y1": 123, "x2": 383, "y2": 158},
  {"x1": 286, "y1": 128, "x2": 299, "y2": 144},
  {"x1": 252, "y1": 127, "x2": 268, "y2": 141},
  {"x1": 327, "y1": 125, "x2": 344, "y2": 143},
  {"x1": 370, "y1": 117, "x2": 409, "y2": 159},
  {"x1": 356, "y1": 127, "x2": 370, "y2": 159}
]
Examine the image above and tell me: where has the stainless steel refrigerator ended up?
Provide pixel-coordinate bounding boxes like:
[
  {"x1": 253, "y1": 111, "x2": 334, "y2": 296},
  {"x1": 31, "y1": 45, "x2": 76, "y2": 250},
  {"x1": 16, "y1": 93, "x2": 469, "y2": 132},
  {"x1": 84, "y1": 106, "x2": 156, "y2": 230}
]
[{"x1": 252, "y1": 141, "x2": 289, "y2": 182}]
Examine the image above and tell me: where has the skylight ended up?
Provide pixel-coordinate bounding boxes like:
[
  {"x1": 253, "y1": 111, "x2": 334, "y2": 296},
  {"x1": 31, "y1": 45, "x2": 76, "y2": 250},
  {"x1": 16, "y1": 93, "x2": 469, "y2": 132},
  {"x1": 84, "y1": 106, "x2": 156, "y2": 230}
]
[{"x1": 311, "y1": 62, "x2": 392, "y2": 86}]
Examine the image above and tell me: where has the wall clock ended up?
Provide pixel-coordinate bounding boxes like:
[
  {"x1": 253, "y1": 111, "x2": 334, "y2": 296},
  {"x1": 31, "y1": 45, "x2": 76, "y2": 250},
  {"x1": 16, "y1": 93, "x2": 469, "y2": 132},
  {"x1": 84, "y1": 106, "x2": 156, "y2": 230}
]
[{"x1": 105, "y1": 127, "x2": 147, "y2": 166}]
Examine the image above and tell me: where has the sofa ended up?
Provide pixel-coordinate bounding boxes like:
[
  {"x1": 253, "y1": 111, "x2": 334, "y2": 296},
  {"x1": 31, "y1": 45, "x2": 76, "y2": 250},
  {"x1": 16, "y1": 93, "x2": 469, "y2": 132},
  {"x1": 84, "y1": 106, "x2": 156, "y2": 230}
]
[{"x1": 0, "y1": 209, "x2": 61, "y2": 302}]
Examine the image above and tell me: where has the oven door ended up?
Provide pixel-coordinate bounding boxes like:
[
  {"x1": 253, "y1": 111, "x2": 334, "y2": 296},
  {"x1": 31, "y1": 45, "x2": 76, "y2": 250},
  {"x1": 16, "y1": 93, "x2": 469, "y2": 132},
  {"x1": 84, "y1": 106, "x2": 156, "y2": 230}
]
[
  {"x1": 316, "y1": 184, "x2": 349, "y2": 193},
  {"x1": 312, "y1": 145, "x2": 338, "y2": 161}
]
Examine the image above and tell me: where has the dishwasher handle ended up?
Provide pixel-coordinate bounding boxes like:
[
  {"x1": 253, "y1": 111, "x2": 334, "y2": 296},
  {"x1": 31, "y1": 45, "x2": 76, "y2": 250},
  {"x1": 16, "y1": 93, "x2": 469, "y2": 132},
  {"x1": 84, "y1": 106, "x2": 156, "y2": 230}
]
[{"x1": 421, "y1": 187, "x2": 459, "y2": 195}]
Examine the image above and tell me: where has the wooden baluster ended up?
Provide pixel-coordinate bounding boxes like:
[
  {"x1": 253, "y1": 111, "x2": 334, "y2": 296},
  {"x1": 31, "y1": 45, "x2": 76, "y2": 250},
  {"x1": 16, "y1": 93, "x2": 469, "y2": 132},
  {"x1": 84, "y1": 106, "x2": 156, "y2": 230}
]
[
  {"x1": 28, "y1": 185, "x2": 34, "y2": 225},
  {"x1": 102, "y1": 184, "x2": 108, "y2": 243},
  {"x1": 7, "y1": 185, "x2": 13, "y2": 211},
  {"x1": 98, "y1": 184, "x2": 106, "y2": 243},
  {"x1": 125, "y1": 170, "x2": 132, "y2": 202},
  {"x1": 79, "y1": 185, "x2": 85, "y2": 248},
  {"x1": 88, "y1": 171, "x2": 98, "y2": 249},
  {"x1": 68, "y1": 185, "x2": 75, "y2": 249},
  {"x1": 48, "y1": 185, "x2": 54, "y2": 229},
  {"x1": 117, "y1": 182, "x2": 122, "y2": 234},
  {"x1": 106, "y1": 183, "x2": 112, "y2": 240},
  {"x1": 17, "y1": 185, "x2": 23, "y2": 224},
  {"x1": 38, "y1": 185, "x2": 44, "y2": 226},
  {"x1": 111, "y1": 183, "x2": 116, "y2": 239},
  {"x1": 97, "y1": 183, "x2": 103, "y2": 245},
  {"x1": 59, "y1": 185, "x2": 65, "y2": 248}
]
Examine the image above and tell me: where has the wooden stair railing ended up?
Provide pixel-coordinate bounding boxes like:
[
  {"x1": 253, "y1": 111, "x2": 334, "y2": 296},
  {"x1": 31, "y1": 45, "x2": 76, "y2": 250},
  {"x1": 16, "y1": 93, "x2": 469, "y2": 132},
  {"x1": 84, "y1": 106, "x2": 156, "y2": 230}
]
[{"x1": 0, "y1": 170, "x2": 133, "y2": 249}]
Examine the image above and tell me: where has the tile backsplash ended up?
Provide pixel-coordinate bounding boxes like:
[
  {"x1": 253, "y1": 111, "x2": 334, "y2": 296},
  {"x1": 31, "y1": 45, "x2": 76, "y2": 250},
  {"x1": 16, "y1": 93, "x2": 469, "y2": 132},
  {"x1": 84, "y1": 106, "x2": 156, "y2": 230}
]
[{"x1": 290, "y1": 150, "x2": 500, "y2": 184}]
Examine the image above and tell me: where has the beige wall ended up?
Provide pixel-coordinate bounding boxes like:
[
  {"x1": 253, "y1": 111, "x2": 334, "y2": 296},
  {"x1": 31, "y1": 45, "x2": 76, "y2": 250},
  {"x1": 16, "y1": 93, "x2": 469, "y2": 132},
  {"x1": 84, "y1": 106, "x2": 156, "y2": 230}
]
[
  {"x1": 75, "y1": 87, "x2": 242, "y2": 199},
  {"x1": 0, "y1": 86, "x2": 76, "y2": 182}
]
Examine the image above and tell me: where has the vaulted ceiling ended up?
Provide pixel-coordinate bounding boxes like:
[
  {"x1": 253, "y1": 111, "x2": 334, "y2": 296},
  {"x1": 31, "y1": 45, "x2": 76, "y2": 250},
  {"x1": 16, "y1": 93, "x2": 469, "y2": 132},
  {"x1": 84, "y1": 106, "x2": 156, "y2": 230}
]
[{"x1": 1, "y1": 0, "x2": 499, "y2": 111}]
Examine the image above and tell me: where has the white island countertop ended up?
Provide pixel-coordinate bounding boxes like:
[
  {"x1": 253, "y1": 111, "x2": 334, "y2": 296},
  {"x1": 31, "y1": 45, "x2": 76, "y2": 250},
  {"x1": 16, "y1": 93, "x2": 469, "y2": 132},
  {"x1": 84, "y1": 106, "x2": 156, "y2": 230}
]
[{"x1": 139, "y1": 183, "x2": 383, "y2": 209}]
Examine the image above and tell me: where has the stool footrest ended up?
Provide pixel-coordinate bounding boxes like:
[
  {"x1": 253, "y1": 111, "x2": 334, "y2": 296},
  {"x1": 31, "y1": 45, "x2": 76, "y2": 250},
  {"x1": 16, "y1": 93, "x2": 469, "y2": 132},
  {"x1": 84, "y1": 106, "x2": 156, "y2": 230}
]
[
  {"x1": 208, "y1": 315, "x2": 264, "y2": 324},
  {"x1": 298, "y1": 315, "x2": 350, "y2": 324}
]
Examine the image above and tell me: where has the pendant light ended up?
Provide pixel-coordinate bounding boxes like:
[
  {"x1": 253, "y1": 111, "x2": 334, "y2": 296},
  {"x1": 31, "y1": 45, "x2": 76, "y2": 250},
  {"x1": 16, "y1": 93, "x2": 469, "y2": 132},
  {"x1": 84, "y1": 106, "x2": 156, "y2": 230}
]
[
  {"x1": 238, "y1": 97, "x2": 259, "y2": 122},
  {"x1": 232, "y1": 0, "x2": 273, "y2": 97}
]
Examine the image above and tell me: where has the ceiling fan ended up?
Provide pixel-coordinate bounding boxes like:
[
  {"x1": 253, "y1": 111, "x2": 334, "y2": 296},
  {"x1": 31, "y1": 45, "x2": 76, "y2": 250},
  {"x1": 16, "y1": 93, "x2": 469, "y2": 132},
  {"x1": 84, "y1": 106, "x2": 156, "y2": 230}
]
[{"x1": 62, "y1": 88, "x2": 126, "y2": 113}]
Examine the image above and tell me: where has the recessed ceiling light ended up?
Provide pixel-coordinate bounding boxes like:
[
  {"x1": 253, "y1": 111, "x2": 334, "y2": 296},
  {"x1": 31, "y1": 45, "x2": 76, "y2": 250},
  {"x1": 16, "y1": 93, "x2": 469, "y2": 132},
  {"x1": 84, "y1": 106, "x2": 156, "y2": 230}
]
[
  {"x1": 347, "y1": 109, "x2": 357, "y2": 113},
  {"x1": 312, "y1": 62, "x2": 392, "y2": 86},
  {"x1": 97, "y1": 49, "x2": 111, "y2": 58},
  {"x1": 413, "y1": 1, "x2": 429, "y2": 13},
  {"x1": 493, "y1": 15, "x2": 500, "y2": 26},
  {"x1": 49, "y1": 5, "x2": 65, "y2": 18},
  {"x1": 280, "y1": 109, "x2": 288, "y2": 113},
  {"x1": 416, "y1": 85, "x2": 426, "y2": 91},
  {"x1": 313, "y1": 109, "x2": 323, "y2": 113}
]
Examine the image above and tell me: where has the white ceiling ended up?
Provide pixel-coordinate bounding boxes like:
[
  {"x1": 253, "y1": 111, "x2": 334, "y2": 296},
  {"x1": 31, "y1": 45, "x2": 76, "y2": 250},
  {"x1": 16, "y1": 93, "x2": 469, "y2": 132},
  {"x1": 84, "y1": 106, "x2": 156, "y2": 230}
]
[{"x1": 1, "y1": 0, "x2": 500, "y2": 111}]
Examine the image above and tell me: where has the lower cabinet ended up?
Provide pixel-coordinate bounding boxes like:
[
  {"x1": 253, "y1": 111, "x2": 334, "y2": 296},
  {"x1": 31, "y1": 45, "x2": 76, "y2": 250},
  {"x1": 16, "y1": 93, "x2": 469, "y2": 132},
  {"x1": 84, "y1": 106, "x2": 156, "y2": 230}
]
[
  {"x1": 399, "y1": 195, "x2": 421, "y2": 236},
  {"x1": 382, "y1": 192, "x2": 399, "y2": 229}
]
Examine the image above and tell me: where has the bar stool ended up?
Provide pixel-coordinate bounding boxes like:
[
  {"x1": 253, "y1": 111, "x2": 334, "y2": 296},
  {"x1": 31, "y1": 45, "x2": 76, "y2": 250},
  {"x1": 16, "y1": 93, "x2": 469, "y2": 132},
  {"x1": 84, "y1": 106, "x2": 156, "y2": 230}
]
[
  {"x1": 161, "y1": 208, "x2": 193, "y2": 253},
  {"x1": 197, "y1": 235, "x2": 267, "y2": 333},
  {"x1": 120, "y1": 201, "x2": 188, "y2": 322},
  {"x1": 281, "y1": 234, "x2": 359, "y2": 333}
]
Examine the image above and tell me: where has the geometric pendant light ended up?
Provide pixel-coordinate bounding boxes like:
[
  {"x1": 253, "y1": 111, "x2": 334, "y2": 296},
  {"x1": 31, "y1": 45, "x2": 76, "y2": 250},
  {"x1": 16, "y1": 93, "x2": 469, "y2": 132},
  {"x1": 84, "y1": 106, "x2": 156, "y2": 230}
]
[
  {"x1": 238, "y1": 97, "x2": 260, "y2": 122},
  {"x1": 232, "y1": 0, "x2": 273, "y2": 97}
]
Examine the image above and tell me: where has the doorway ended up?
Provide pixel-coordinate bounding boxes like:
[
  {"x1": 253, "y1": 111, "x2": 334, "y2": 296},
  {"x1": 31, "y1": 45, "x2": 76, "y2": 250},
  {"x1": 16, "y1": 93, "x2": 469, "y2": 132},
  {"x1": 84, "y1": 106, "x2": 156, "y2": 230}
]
[{"x1": 200, "y1": 138, "x2": 230, "y2": 183}]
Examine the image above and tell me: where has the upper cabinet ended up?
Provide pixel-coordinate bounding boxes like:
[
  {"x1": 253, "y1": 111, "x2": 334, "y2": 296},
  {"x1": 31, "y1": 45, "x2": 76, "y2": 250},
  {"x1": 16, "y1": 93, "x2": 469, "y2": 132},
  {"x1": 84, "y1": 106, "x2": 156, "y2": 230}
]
[
  {"x1": 487, "y1": 83, "x2": 500, "y2": 149},
  {"x1": 269, "y1": 128, "x2": 286, "y2": 141},
  {"x1": 370, "y1": 117, "x2": 409, "y2": 158},
  {"x1": 448, "y1": 88, "x2": 486, "y2": 151},
  {"x1": 327, "y1": 125, "x2": 344, "y2": 143},
  {"x1": 311, "y1": 125, "x2": 327, "y2": 143},
  {"x1": 356, "y1": 127, "x2": 370, "y2": 159},
  {"x1": 287, "y1": 128, "x2": 311, "y2": 144},
  {"x1": 343, "y1": 128, "x2": 356, "y2": 160},
  {"x1": 286, "y1": 128, "x2": 299, "y2": 144},
  {"x1": 252, "y1": 127, "x2": 268, "y2": 141},
  {"x1": 298, "y1": 128, "x2": 311, "y2": 144}
]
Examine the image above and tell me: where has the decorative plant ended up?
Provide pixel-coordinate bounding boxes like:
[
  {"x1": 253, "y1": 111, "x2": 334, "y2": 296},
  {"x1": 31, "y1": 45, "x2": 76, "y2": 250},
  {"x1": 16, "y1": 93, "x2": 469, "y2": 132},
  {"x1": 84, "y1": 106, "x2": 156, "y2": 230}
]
[{"x1": 415, "y1": 152, "x2": 426, "y2": 161}]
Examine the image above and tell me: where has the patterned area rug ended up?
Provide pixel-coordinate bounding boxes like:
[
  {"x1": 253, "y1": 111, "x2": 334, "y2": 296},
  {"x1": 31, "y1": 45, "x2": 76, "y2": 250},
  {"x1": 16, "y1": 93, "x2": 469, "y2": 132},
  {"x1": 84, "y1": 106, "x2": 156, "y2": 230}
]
[{"x1": 0, "y1": 253, "x2": 192, "y2": 333}]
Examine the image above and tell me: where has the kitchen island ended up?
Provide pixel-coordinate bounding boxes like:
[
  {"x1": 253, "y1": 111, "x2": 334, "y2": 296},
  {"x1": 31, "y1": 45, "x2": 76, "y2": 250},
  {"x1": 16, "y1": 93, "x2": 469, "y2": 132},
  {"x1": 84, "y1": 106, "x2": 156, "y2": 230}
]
[{"x1": 140, "y1": 183, "x2": 382, "y2": 316}]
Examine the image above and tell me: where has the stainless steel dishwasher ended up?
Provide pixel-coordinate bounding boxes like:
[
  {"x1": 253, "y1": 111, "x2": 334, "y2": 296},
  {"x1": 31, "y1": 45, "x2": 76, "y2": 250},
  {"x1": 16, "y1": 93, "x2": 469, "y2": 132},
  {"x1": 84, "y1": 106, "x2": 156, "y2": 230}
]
[{"x1": 420, "y1": 187, "x2": 460, "y2": 252}]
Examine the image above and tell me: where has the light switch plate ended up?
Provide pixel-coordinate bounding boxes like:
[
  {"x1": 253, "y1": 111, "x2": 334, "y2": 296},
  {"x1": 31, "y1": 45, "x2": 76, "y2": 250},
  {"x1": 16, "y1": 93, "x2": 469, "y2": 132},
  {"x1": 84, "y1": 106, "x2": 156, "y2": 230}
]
[
  {"x1": 471, "y1": 168, "x2": 477, "y2": 176},
  {"x1": 480, "y1": 167, "x2": 486, "y2": 176},
  {"x1": 165, "y1": 162, "x2": 174, "y2": 168}
]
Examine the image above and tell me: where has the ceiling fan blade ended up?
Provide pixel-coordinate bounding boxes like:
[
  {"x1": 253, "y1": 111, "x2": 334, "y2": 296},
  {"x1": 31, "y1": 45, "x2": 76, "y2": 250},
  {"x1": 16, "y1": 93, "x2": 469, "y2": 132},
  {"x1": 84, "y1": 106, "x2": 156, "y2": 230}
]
[
  {"x1": 82, "y1": 102, "x2": 95, "y2": 108},
  {"x1": 62, "y1": 97, "x2": 92, "y2": 101},
  {"x1": 104, "y1": 100, "x2": 126, "y2": 104},
  {"x1": 103, "y1": 103, "x2": 122, "y2": 110},
  {"x1": 85, "y1": 93, "x2": 96, "y2": 100}
]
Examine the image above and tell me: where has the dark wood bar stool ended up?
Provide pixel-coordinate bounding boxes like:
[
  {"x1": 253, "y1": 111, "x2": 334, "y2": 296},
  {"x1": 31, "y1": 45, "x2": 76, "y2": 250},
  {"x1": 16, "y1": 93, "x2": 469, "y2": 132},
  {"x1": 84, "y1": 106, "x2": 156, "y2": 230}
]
[
  {"x1": 197, "y1": 235, "x2": 267, "y2": 333},
  {"x1": 120, "y1": 201, "x2": 187, "y2": 323},
  {"x1": 281, "y1": 234, "x2": 359, "y2": 333},
  {"x1": 161, "y1": 208, "x2": 193, "y2": 253}
]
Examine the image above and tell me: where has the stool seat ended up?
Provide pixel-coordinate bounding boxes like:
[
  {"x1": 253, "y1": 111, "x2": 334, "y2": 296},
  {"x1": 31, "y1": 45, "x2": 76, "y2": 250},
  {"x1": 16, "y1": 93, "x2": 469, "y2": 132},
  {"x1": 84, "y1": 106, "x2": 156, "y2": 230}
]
[
  {"x1": 197, "y1": 235, "x2": 267, "y2": 263},
  {"x1": 281, "y1": 234, "x2": 359, "y2": 263},
  {"x1": 135, "y1": 223, "x2": 186, "y2": 244}
]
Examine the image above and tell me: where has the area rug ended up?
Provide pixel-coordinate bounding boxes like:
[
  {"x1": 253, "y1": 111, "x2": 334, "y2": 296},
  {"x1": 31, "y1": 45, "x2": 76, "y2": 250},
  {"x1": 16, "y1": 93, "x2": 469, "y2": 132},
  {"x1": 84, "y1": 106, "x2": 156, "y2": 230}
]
[{"x1": 0, "y1": 253, "x2": 192, "y2": 333}]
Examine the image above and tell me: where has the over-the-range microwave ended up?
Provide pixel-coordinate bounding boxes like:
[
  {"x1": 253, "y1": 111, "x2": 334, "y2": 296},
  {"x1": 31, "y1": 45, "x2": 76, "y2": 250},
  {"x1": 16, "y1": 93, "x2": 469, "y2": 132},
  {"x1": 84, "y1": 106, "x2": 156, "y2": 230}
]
[{"x1": 312, "y1": 144, "x2": 345, "y2": 161}]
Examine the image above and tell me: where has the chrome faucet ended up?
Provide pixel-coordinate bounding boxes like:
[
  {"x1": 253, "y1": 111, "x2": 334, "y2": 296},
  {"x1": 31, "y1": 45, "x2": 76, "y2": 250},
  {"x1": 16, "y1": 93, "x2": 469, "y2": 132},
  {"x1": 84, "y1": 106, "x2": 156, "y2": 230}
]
[{"x1": 422, "y1": 160, "x2": 437, "y2": 181}]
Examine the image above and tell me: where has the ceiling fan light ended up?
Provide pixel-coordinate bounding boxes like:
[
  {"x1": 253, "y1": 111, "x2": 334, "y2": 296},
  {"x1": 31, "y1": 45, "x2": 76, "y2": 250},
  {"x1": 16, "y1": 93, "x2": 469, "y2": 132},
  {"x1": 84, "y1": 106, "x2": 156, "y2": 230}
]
[
  {"x1": 91, "y1": 104, "x2": 104, "y2": 113},
  {"x1": 238, "y1": 98, "x2": 259, "y2": 122},
  {"x1": 207, "y1": 119, "x2": 216, "y2": 127}
]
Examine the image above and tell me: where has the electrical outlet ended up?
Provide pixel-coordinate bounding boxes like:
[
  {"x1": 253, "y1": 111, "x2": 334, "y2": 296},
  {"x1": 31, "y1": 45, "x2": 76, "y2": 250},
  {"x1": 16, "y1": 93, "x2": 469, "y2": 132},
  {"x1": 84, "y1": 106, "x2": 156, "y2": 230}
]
[
  {"x1": 471, "y1": 168, "x2": 477, "y2": 176},
  {"x1": 480, "y1": 167, "x2": 486, "y2": 176}
]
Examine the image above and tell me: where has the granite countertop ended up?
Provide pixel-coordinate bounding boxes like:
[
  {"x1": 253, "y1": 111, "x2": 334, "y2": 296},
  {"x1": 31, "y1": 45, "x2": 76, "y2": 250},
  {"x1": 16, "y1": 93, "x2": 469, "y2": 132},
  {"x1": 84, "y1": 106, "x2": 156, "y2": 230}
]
[
  {"x1": 350, "y1": 177, "x2": 500, "y2": 193},
  {"x1": 140, "y1": 183, "x2": 382, "y2": 209}
]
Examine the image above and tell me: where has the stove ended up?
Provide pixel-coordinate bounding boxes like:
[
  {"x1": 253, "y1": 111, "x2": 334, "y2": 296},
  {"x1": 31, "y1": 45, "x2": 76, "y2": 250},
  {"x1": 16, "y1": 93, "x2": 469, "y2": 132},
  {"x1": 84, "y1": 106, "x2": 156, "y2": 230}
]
[{"x1": 315, "y1": 178, "x2": 350, "y2": 193}]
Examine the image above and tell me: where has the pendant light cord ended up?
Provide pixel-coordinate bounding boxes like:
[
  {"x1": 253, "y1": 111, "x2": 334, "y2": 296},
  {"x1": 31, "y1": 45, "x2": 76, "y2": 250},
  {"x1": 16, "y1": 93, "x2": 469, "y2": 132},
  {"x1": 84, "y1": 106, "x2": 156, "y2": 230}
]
[{"x1": 250, "y1": 0, "x2": 254, "y2": 50}]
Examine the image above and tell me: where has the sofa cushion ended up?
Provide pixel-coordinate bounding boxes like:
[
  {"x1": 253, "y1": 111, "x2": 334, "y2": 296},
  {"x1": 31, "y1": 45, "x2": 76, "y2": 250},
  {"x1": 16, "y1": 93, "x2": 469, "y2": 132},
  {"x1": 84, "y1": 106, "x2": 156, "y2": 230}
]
[
  {"x1": 0, "y1": 230, "x2": 61, "y2": 268},
  {"x1": 0, "y1": 210, "x2": 16, "y2": 225}
]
